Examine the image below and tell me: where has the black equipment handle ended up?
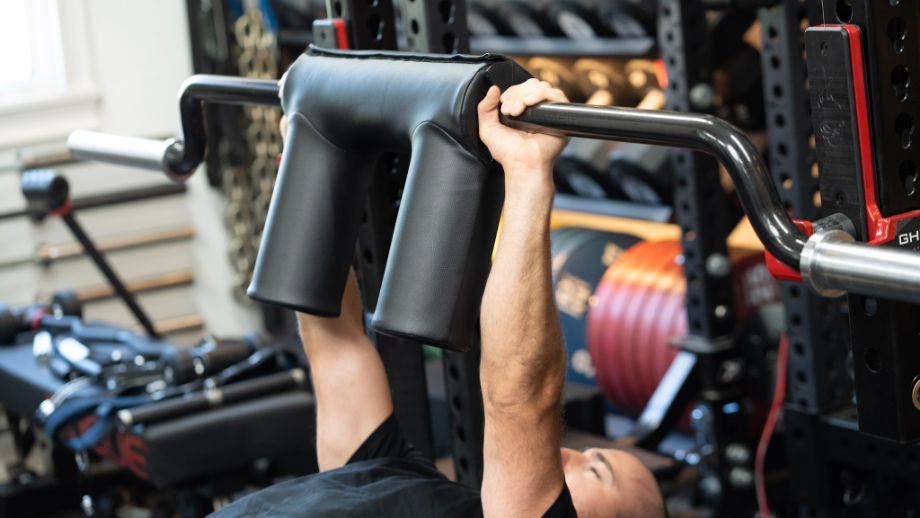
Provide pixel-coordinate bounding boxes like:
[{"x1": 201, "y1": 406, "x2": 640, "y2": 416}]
[
  {"x1": 162, "y1": 337, "x2": 257, "y2": 385},
  {"x1": 68, "y1": 75, "x2": 280, "y2": 181},
  {"x1": 501, "y1": 103, "x2": 807, "y2": 269},
  {"x1": 117, "y1": 368, "x2": 306, "y2": 426}
]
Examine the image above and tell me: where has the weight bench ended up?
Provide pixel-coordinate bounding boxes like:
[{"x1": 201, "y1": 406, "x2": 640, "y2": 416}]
[{"x1": 0, "y1": 335, "x2": 316, "y2": 488}]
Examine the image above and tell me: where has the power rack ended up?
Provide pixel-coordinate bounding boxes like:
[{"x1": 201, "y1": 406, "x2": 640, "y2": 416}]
[
  {"x1": 69, "y1": 0, "x2": 920, "y2": 515},
  {"x1": 320, "y1": 1, "x2": 920, "y2": 514}
]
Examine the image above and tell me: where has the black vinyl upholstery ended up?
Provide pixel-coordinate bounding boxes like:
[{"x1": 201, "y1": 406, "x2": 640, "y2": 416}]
[
  {"x1": 248, "y1": 47, "x2": 531, "y2": 351},
  {"x1": 139, "y1": 391, "x2": 316, "y2": 486}
]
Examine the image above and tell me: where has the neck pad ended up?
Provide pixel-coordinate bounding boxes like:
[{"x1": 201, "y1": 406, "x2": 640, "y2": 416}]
[{"x1": 248, "y1": 47, "x2": 530, "y2": 352}]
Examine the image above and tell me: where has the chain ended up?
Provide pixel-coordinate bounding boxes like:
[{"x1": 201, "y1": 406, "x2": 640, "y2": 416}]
[{"x1": 224, "y1": 8, "x2": 282, "y2": 300}]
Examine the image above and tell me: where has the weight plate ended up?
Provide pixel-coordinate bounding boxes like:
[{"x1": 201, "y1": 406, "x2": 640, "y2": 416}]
[
  {"x1": 588, "y1": 240, "x2": 779, "y2": 419},
  {"x1": 552, "y1": 228, "x2": 640, "y2": 385},
  {"x1": 587, "y1": 264, "x2": 624, "y2": 407},
  {"x1": 527, "y1": 57, "x2": 582, "y2": 102},
  {"x1": 649, "y1": 286, "x2": 685, "y2": 390},
  {"x1": 635, "y1": 267, "x2": 680, "y2": 401},
  {"x1": 617, "y1": 245, "x2": 678, "y2": 413},
  {"x1": 593, "y1": 241, "x2": 672, "y2": 413}
]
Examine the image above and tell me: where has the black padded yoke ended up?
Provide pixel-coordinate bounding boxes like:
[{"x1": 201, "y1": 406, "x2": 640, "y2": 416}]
[{"x1": 248, "y1": 47, "x2": 531, "y2": 352}]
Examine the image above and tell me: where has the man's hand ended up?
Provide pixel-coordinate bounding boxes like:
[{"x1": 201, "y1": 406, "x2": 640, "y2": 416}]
[{"x1": 477, "y1": 79, "x2": 569, "y2": 187}]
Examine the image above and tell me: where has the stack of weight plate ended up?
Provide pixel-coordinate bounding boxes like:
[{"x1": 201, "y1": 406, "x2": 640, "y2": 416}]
[
  {"x1": 550, "y1": 227, "x2": 782, "y2": 420},
  {"x1": 550, "y1": 227, "x2": 640, "y2": 386}
]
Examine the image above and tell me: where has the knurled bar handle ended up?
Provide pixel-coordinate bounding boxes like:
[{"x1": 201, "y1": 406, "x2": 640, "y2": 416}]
[{"x1": 68, "y1": 131, "x2": 180, "y2": 176}]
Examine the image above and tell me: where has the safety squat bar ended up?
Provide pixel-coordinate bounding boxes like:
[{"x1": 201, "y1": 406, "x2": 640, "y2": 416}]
[{"x1": 68, "y1": 73, "x2": 920, "y2": 305}]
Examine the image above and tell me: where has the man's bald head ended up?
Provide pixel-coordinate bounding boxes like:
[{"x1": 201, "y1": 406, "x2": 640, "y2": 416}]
[{"x1": 560, "y1": 447, "x2": 665, "y2": 518}]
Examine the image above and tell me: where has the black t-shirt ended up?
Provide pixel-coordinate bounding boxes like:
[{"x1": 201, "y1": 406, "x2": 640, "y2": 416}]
[{"x1": 212, "y1": 414, "x2": 578, "y2": 517}]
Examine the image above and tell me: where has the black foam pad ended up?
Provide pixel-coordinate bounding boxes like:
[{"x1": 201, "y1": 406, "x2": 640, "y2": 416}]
[{"x1": 248, "y1": 47, "x2": 531, "y2": 352}]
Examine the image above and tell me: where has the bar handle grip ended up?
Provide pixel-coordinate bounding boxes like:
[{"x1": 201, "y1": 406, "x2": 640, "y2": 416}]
[
  {"x1": 801, "y1": 230, "x2": 920, "y2": 304},
  {"x1": 67, "y1": 131, "x2": 190, "y2": 181}
]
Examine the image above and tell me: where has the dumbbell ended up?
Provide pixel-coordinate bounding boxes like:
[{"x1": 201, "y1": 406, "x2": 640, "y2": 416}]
[
  {"x1": 466, "y1": 2, "x2": 513, "y2": 36},
  {"x1": 598, "y1": 1, "x2": 656, "y2": 38},
  {"x1": 0, "y1": 290, "x2": 83, "y2": 345},
  {"x1": 555, "y1": 68, "x2": 665, "y2": 199},
  {"x1": 551, "y1": 228, "x2": 641, "y2": 386},
  {"x1": 526, "y1": 57, "x2": 583, "y2": 102},
  {"x1": 51, "y1": 290, "x2": 82, "y2": 319},
  {"x1": 553, "y1": 59, "x2": 625, "y2": 198},
  {"x1": 21, "y1": 168, "x2": 69, "y2": 220},
  {"x1": 607, "y1": 144, "x2": 674, "y2": 206},
  {"x1": 162, "y1": 333, "x2": 266, "y2": 385},
  {"x1": 556, "y1": 138, "x2": 628, "y2": 200},
  {"x1": 624, "y1": 60, "x2": 660, "y2": 96},
  {"x1": 545, "y1": 1, "x2": 614, "y2": 40},
  {"x1": 496, "y1": 1, "x2": 561, "y2": 37},
  {"x1": 573, "y1": 58, "x2": 633, "y2": 106},
  {"x1": 715, "y1": 43, "x2": 765, "y2": 129},
  {"x1": 605, "y1": 89, "x2": 672, "y2": 205},
  {"x1": 554, "y1": 81, "x2": 631, "y2": 200}
]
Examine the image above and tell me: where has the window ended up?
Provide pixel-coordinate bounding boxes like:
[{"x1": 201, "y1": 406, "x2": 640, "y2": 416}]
[{"x1": 0, "y1": 0, "x2": 66, "y2": 105}]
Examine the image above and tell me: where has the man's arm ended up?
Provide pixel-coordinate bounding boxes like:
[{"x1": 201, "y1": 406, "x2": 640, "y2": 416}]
[
  {"x1": 297, "y1": 271, "x2": 394, "y2": 472},
  {"x1": 477, "y1": 80, "x2": 570, "y2": 517},
  {"x1": 281, "y1": 117, "x2": 394, "y2": 472}
]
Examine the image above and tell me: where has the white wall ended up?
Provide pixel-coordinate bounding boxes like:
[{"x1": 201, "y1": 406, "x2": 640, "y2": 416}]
[
  {"x1": 83, "y1": 0, "x2": 193, "y2": 137},
  {"x1": 0, "y1": 0, "x2": 193, "y2": 154},
  {"x1": 83, "y1": 0, "x2": 260, "y2": 335},
  {"x1": 0, "y1": 0, "x2": 261, "y2": 337},
  {"x1": 81, "y1": 0, "x2": 260, "y2": 335}
]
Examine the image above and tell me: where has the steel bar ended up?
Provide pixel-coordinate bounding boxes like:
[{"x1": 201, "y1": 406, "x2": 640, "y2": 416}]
[
  {"x1": 60, "y1": 213, "x2": 159, "y2": 337},
  {"x1": 502, "y1": 103, "x2": 806, "y2": 269},
  {"x1": 801, "y1": 231, "x2": 920, "y2": 303}
]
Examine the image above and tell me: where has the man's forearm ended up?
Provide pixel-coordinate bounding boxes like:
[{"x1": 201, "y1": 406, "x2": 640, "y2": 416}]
[
  {"x1": 297, "y1": 272, "x2": 394, "y2": 471},
  {"x1": 297, "y1": 271, "x2": 367, "y2": 355},
  {"x1": 480, "y1": 170, "x2": 565, "y2": 414}
]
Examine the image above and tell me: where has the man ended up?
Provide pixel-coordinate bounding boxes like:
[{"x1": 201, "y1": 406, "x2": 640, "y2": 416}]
[{"x1": 214, "y1": 80, "x2": 665, "y2": 517}]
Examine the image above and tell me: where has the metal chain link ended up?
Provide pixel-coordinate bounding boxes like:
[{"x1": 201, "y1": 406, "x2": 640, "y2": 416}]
[{"x1": 224, "y1": 8, "x2": 281, "y2": 300}]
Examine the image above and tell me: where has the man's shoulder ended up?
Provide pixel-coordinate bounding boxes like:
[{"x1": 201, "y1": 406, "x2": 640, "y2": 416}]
[{"x1": 210, "y1": 457, "x2": 479, "y2": 518}]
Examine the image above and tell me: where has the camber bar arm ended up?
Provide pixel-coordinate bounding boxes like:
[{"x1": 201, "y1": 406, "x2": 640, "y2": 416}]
[{"x1": 503, "y1": 103, "x2": 920, "y2": 304}]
